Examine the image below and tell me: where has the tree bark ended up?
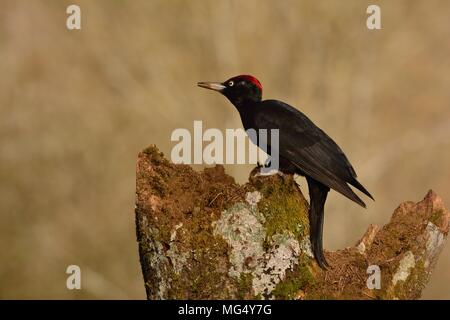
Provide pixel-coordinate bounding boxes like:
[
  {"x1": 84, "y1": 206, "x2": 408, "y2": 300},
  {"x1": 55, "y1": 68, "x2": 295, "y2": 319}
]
[{"x1": 135, "y1": 145, "x2": 449, "y2": 300}]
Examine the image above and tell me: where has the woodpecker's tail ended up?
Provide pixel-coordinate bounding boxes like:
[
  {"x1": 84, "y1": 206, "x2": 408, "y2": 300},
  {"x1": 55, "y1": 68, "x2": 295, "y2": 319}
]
[
  {"x1": 306, "y1": 177, "x2": 330, "y2": 269},
  {"x1": 349, "y1": 177, "x2": 375, "y2": 201}
]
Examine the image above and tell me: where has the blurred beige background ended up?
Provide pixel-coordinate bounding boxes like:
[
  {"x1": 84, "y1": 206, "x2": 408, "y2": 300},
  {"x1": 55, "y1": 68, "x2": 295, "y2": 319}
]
[{"x1": 0, "y1": 0, "x2": 449, "y2": 299}]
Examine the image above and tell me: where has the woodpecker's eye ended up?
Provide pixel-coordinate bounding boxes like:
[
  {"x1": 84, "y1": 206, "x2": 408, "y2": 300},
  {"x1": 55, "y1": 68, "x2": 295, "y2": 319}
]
[{"x1": 228, "y1": 81, "x2": 234, "y2": 87}]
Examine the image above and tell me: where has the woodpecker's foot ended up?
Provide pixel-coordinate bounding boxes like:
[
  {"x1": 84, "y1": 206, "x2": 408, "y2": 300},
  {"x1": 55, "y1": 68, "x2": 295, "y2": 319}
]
[
  {"x1": 255, "y1": 158, "x2": 283, "y2": 176},
  {"x1": 255, "y1": 167, "x2": 284, "y2": 177}
]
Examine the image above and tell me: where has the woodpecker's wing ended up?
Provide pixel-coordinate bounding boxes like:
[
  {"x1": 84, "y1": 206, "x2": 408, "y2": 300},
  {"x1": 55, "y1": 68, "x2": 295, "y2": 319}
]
[{"x1": 253, "y1": 100, "x2": 373, "y2": 207}]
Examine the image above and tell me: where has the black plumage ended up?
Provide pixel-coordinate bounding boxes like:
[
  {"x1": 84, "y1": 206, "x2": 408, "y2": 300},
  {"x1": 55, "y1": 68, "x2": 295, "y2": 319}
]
[{"x1": 198, "y1": 75, "x2": 374, "y2": 268}]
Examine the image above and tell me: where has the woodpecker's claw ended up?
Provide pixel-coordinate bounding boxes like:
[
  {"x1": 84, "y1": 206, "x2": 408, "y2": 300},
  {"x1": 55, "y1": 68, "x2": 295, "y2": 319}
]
[
  {"x1": 254, "y1": 158, "x2": 284, "y2": 177},
  {"x1": 255, "y1": 168, "x2": 283, "y2": 177}
]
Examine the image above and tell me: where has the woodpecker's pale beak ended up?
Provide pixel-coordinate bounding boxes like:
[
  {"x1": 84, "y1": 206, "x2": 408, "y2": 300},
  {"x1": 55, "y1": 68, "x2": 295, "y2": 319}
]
[{"x1": 197, "y1": 81, "x2": 226, "y2": 92}]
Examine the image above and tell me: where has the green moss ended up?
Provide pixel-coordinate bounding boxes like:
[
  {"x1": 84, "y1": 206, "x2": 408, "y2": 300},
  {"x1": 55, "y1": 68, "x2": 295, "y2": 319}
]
[
  {"x1": 429, "y1": 209, "x2": 444, "y2": 226},
  {"x1": 165, "y1": 219, "x2": 233, "y2": 299},
  {"x1": 379, "y1": 255, "x2": 428, "y2": 300},
  {"x1": 167, "y1": 238, "x2": 231, "y2": 299},
  {"x1": 234, "y1": 273, "x2": 255, "y2": 300},
  {"x1": 257, "y1": 177, "x2": 309, "y2": 245},
  {"x1": 253, "y1": 176, "x2": 315, "y2": 300},
  {"x1": 138, "y1": 190, "x2": 235, "y2": 299},
  {"x1": 142, "y1": 145, "x2": 164, "y2": 164},
  {"x1": 392, "y1": 257, "x2": 427, "y2": 299},
  {"x1": 272, "y1": 257, "x2": 315, "y2": 299}
]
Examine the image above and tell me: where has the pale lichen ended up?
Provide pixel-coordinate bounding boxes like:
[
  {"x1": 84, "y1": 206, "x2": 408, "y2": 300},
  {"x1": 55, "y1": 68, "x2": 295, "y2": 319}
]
[
  {"x1": 170, "y1": 222, "x2": 183, "y2": 242},
  {"x1": 212, "y1": 202, "x2": 266, "y2": 278},
  {"x1": 424, "y1": 222, "x2": 444, "y2": 268},
  {"x1": 213, "y1": 196, "x2": 307, "y2": 298},
  {"x1": 300, "y1": 238, "x2": 314, "y2": 258},
  {"x1": 246, "y1": 191, "x2": 262, "y2": 207},
  {"x1": 252, "y1": 233, "x2": 301, "y2": 297},
  {"x1": 139, "y1": 215, "x2": 171, "y2": 299},
  {"x1": 148, "y1": 240, "x2": 170, "y2": 299},
  {"x1": 392, "y1": 251, "x2": 415, "y2": 285},
  {"x1": 166, "y1": 243, "x2": 188, "y2": 275},
  {"x1": 356, "y1": 242, "x2": 366, "y2": 255}
]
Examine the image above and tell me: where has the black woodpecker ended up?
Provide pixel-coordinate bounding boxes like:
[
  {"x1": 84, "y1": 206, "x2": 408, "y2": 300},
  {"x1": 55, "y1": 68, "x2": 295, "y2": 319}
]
[{"x1": 198, "y1": 75, "x2": 374, "y2": 269}]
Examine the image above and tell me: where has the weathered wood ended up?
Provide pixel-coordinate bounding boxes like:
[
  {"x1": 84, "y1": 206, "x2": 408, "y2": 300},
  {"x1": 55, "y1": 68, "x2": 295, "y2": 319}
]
[{"x1": 135, "y1": 145, "x2": 449, "y2": 300}]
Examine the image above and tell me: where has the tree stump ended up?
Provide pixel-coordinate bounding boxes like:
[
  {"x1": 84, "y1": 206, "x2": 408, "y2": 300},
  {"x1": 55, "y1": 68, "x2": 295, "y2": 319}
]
[{"x1": 135, "y1": 145, "x2": 449, "y2": 299}]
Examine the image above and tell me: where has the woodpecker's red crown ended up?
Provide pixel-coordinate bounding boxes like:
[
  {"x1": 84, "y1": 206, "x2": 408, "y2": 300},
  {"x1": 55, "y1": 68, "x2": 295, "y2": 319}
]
[{"x1": 225, "y1": 75, "x2": 263, "y2": 93}]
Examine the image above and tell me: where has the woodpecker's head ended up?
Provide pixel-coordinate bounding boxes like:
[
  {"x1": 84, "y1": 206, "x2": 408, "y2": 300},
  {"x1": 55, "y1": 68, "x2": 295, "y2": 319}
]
[{"x1": 198, "y1": 75, "x2": 263, "y2": 108}]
